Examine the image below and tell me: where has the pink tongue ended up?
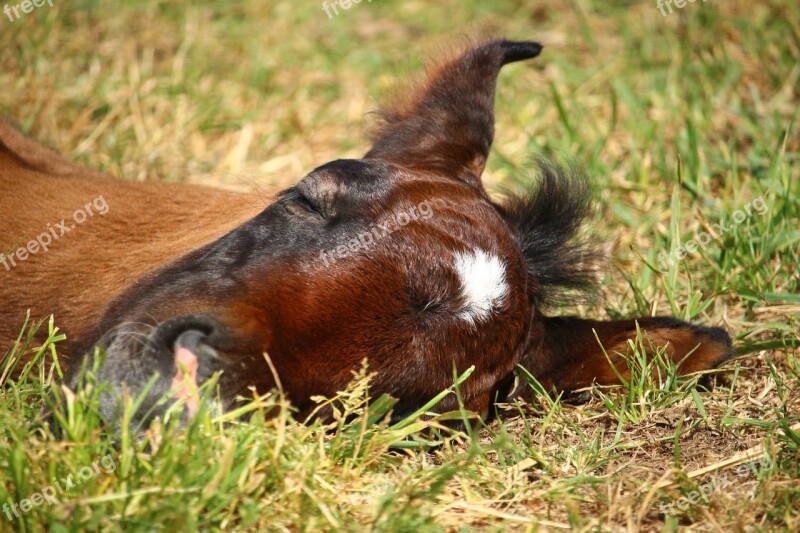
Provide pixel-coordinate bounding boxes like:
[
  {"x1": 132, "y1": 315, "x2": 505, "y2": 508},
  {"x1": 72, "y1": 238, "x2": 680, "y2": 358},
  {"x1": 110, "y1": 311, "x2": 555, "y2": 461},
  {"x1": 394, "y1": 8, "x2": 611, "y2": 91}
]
[{"x1": 171, "y1": 347, "x2": 200, "y2": 418}]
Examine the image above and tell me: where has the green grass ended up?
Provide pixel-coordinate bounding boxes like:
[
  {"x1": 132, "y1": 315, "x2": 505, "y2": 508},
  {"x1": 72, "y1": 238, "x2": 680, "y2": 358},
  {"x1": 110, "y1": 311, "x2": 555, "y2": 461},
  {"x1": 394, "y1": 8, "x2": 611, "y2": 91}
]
[{"x1": 2, "y1": 0, "x2": 799, "y2": 530}]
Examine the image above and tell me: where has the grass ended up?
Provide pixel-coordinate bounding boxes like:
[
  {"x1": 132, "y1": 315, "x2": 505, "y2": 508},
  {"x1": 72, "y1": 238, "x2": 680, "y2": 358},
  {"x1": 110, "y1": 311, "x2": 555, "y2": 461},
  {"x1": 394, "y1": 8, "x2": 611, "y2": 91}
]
[{"x1": 1, "y1": 0, "x2": 799, "y2": 530}]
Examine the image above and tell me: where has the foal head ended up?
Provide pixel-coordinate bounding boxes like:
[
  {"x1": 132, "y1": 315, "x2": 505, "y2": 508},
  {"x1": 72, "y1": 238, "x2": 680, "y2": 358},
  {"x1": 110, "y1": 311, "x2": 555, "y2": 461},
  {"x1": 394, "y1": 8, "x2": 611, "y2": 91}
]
[
  {"x1": 67, "y1": 40, "x2": 547, "y2": 424},
  {"x1": 62, "y1": 38, "x2": 733, "y2": 429}
]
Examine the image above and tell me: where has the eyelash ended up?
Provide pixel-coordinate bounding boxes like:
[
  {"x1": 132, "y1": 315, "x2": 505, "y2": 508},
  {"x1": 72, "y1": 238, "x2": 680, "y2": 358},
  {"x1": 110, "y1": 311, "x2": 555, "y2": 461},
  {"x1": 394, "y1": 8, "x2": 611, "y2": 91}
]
[
  {"x1": 298, "y1": 195, "x2": 323, "y2": 216},
  {"x1": 285, "y1": 188, "x2": 324, "y2": 218}
]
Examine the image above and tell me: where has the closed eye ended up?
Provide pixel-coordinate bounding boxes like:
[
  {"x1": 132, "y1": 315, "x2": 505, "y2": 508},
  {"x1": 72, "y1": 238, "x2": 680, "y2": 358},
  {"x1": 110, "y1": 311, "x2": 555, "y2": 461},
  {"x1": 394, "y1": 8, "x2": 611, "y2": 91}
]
[{"x1": 281, "y1": 187, "x2": 325, "y2": 219}]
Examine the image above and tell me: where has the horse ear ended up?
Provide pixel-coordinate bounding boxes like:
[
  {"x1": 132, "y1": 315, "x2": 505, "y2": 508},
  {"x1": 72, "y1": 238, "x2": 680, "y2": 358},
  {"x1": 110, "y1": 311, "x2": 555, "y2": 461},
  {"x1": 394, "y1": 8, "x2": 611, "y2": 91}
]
[
  {"x1": 365, "y1": 40, "x2": 542, "y2": 185},
  {"x1": 517, "y1": 315, "x2": 733, "y2": 395}
]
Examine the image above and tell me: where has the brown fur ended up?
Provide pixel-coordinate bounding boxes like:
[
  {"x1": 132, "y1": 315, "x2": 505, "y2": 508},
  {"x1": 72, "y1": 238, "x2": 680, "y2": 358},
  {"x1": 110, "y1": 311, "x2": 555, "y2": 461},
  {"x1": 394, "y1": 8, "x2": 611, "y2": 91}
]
[
  {"x1": 0, "y1": 40, "x2": 732, "y2": 428},
  {"x1": 0, "y1": 121, "x2": 264, "y2": 356}
]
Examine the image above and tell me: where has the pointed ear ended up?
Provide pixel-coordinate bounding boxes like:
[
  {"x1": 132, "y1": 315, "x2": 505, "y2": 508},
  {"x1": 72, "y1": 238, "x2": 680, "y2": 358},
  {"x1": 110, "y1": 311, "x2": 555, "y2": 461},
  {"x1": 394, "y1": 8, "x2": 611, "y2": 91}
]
[
  {"x1": 517, "y1": 316, "x2": 733, "y2": 395},
  {"x1": 365, "y1": 39, "x2": 542, "y2": 184}
]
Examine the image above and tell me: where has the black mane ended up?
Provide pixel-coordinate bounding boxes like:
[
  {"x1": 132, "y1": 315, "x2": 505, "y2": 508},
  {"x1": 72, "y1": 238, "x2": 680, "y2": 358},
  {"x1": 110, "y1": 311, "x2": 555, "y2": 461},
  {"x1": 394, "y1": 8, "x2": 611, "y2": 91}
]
[{"x1": 500, "y1": 160, "x2": 605, "y2": 308}]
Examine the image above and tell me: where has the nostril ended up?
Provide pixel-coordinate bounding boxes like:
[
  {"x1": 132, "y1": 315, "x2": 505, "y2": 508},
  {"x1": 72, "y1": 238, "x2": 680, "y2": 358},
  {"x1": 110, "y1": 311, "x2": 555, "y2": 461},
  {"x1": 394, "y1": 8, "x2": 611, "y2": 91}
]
[
  {"x1": 173, "y1": 329, "x2": 207, "y2": 354},
  {"x1": 152, "y1": 315, "x2": 224, "y2": 353}
]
